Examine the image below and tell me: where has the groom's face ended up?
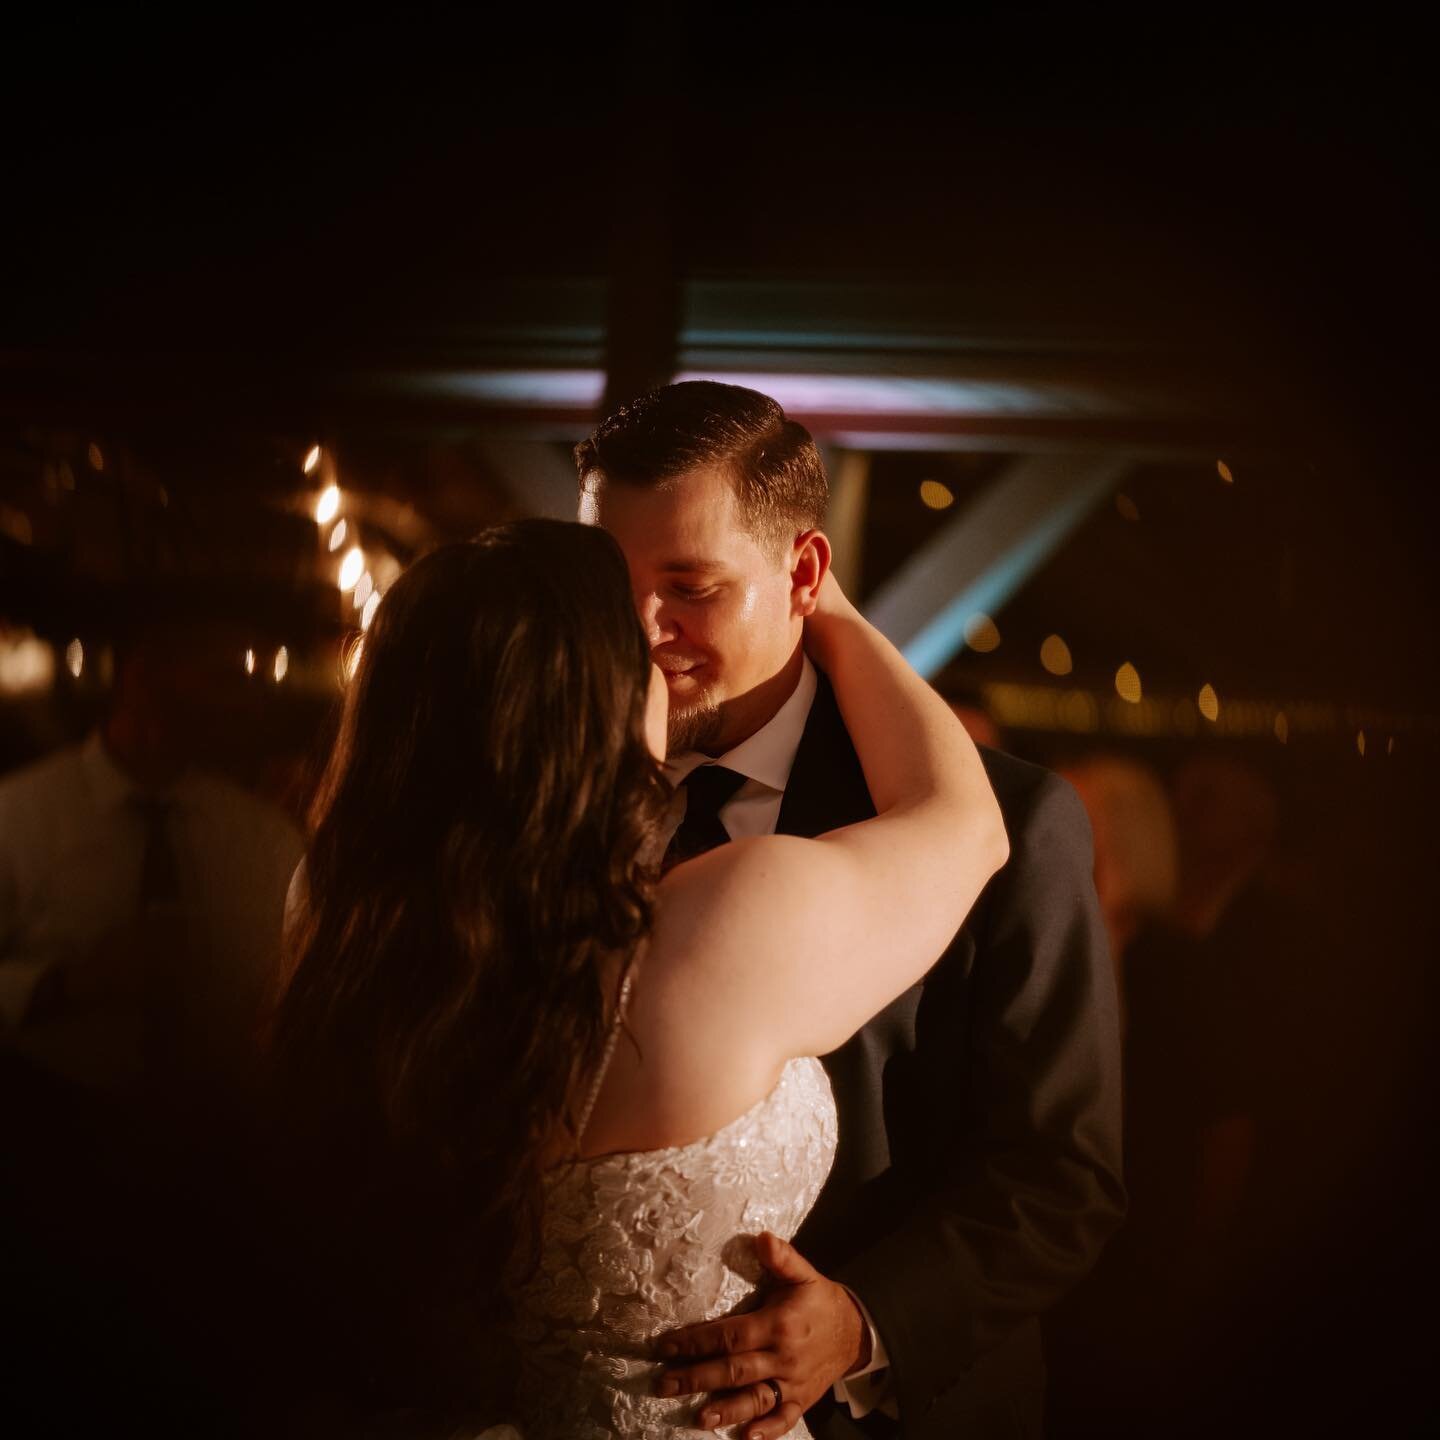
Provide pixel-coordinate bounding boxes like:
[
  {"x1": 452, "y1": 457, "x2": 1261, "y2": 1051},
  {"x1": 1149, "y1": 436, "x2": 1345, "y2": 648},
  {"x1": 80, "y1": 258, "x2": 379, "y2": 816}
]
[{"x1": 584, "y1": 465, "x2": 802, "y2": 755}]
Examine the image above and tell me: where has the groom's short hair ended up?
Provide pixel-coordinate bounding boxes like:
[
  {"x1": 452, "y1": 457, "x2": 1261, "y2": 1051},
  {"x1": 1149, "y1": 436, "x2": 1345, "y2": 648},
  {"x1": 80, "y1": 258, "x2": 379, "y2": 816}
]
[{"x1": 575, "y1": 381, "x2": 829, "y2": 552}]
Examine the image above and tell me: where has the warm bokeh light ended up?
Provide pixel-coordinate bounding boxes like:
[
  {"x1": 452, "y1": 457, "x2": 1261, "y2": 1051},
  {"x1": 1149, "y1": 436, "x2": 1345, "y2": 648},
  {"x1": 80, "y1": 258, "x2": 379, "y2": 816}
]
[
  {"x1": 353, "y1": 572, "x2": 375, "y2": 610},
  {"x1": 1114, "y1": 492, "x2": 1140, "y2": 522},
  {"x1": 338, "y1": 545, "x2": 365, "y2": 590},
  {"x1": 244, "y1": 648, "x2": 256, "y2": 675},
  {"x1": 1114, "y1": 661, "x2": 1142, "y2": 703},
  {"x1": 1387, "y1": 736, "x2": 1395, "y2": 755},
  {"x1": 964, "y1": 613, "x2": 1001, "y2": 653},
  {"x1": 65, "y1": 638, "x2": 84, "y2": 679},
  {"x1": 1356, "y1": 729, "x2": 1366, "y2": 756},
  {"x1": 361, "y1": 590, "x2": 381, "y2": 631},
  {"x1": 303, "y1": 444, "x2": 322, "y2": 476},
  {"x1": 1274, "y1": 711, "x2": 1289, "y2": 744},
  {"x1": 328, "y1": 518, "x2": 348, "y2": 552},
  {"x1": 0, "y1": 631, "x2": 56, "y2": 695},
  {"x1": 1040, "y1": 634, "x2": 1073, "y2": 675},
  {"x1": 273, "y1": 646, "x2": 289, "y2": 683},
  {"x1": 1198, "y1": 682, "x2": 1220, "y2": 721},
  {"x1": 1217, "y1": 459, "x2": 1234, "y2": 484},
  {"x1": 87, "y1": 442, "x2": 104, "y2": 471},
  {"x1": 315, "y1": 484, "x2": 341, "y2": 525},
  {"x1": 919, "y1": 479, "x2": 955, "y2": 511}
]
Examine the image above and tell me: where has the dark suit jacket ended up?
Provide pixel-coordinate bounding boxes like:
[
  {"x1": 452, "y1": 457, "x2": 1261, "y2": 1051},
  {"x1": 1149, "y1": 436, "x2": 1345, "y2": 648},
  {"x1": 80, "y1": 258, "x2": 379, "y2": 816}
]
[{"x1": 781, "y1": 676, "x2": 1125, "y2": 1440}]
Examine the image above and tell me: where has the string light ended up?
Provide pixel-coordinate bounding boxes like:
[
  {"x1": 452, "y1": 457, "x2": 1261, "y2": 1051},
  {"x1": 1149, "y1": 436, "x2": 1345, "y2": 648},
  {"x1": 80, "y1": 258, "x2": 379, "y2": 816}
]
[
  {"x1": 65, "y1": 639, "x2": 84, "y2": 678},
  {"x1": 1114, "y1": 492, "x2": 1140, "y2": 522},
  {"x1": 1040, "y1": 634, "x2": 1072, "y2": 676},
  {"x1": 353, "y1": 572, "x2": 375, "y2": 609},
  {"x1": 964, "y1": 614, "x2": 1001, "y2": 653},
  {"x1": 1356, "y1": 729, "x2": 1366, "y2": 756},
  {"x1": 361, "y1": 590, "x2": 381, "y2": 631},
  {"x1": 315, "y1": 484, "x2": 341, "y2": 526},
  {"x1": 327, "y1": 518, "x2": 348, "y2": 552},
  {"x1": 244, "y1": 648, "x2": 256, "y2": 675},
  {"x1": 1114, "y1": 662, "x2": 1142, "y2": 704},
  {"x1": 87, "y1": 443, "x2": 104, "y2": 471},
  {"x1": 919, "y1": 479, "x2": 955, "y2": 511},
  {"x1": 303, "y1": 445, "x2": 322, "y2": 476},
  {"x1": 338, "y1": 546, "x2": 365, "y2": 591},
  {"x1": 1198, "y1": 683, "x2": 1220, "y2": 722},
  {"x1": 1217, "y1": 460, "x2": 1234, "y2": 484},
  {"x1": 273, "y1": 646, "x2": 289, "y2": 683}
]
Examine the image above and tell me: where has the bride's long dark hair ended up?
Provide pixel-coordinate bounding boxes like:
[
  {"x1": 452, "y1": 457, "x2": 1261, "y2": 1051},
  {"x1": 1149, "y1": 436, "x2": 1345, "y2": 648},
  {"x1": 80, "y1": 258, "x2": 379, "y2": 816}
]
[{"x1": 262, "y1": 519, "x2": 668, "y2": 1420}]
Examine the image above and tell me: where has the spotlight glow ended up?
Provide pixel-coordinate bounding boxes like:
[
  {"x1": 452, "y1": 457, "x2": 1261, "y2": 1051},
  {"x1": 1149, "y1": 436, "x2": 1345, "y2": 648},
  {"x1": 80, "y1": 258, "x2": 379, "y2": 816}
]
[
  {"x1": 315, "y1": 484, "x2": 341, "y2": 526},
  {"x1": 338, "y1": 546, "x2": 365, "y2": 591}
]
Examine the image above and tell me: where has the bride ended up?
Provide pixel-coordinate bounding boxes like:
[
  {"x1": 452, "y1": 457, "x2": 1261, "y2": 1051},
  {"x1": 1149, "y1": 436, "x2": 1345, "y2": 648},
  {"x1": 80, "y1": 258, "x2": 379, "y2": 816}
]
[{"x1": 264, "y1": 518, "x2": 1006, "y2": 1439}]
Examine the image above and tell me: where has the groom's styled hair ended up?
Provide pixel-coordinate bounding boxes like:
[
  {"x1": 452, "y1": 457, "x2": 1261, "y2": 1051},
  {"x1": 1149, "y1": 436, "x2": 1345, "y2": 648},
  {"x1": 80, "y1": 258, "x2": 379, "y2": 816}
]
[{"x1": 575, "y1": 380, "x2": 829, "y2": 552}]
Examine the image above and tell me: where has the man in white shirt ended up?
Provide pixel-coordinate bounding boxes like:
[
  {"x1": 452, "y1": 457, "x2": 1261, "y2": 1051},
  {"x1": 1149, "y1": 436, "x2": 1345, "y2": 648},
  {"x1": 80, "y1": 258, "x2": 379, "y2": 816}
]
[
  {"x1": 0, "y1": 617, "x2": 303, "y2": 1096},
  {"x1": 579, "y1": 382, "x2": 1125, "y2": 1439}
]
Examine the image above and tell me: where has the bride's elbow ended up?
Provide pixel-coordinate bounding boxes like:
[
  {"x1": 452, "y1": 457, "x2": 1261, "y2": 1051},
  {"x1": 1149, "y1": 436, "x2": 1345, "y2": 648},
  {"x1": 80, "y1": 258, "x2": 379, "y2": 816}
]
[{"x1": 986, "y1": 803, "x2": 1011, "y2": 877}]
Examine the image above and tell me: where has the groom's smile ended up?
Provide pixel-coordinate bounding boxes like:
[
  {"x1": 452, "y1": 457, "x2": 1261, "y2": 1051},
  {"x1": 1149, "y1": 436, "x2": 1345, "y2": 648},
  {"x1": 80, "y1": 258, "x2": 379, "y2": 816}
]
[{"x1": 580, "y1": 464, "x2": 810, "y2": 756}]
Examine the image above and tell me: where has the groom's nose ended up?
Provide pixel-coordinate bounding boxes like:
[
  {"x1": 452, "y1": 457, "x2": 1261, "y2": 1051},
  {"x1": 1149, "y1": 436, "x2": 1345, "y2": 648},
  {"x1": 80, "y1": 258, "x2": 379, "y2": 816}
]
[{"x1": 635, "y1": 591, "x2": 675, "y2": 647}]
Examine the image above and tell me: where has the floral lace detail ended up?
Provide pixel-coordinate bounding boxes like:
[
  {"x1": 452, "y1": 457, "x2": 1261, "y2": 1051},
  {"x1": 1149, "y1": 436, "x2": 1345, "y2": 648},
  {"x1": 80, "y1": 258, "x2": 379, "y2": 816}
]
[{"x1": 509, "y1": 1058, "x2": 837, "y2": 1439}]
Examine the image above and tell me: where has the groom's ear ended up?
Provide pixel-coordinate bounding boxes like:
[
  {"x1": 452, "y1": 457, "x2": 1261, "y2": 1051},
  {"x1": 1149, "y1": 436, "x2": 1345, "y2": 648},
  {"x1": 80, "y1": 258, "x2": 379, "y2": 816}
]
[{"x1": 789, "y1": 530, "x2": 832, "y2": 618}]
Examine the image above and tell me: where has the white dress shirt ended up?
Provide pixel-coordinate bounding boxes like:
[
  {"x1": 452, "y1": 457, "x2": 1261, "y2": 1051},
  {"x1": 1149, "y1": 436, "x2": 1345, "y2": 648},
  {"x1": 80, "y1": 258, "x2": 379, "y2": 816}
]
[
  {"x1": 665, "y1": 656, "x2": 895, "y2": 1420},
  {"x1": 0, "y1": 731, "x2": 303, "y2": 1087}
]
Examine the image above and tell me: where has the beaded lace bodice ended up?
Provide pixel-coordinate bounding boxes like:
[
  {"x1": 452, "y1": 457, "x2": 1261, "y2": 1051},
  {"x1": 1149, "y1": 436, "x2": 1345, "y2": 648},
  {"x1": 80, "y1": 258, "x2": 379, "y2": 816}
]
[{"x1": 509, "y1": 1056, "x2": 838, "y2": 1439}]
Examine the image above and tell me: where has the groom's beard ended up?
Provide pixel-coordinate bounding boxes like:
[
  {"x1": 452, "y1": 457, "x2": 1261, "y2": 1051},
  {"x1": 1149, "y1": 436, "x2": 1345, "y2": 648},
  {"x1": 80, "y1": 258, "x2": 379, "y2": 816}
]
[{"x1": 666, "y1": 691, "x2": 724, "y2": 757}]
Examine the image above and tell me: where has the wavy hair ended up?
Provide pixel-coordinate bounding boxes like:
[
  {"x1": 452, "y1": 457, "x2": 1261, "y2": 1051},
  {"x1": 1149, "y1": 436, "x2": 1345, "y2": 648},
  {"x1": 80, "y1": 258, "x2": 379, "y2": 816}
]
[{"x1": 262, "y1": 519, "x2": 668, "y2": 1421}]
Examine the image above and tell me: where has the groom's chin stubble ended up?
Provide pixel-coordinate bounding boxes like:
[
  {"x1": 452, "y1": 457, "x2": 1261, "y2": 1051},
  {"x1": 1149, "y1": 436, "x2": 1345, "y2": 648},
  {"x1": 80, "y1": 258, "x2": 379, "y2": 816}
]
[{"x1": 666, "y1": 698, "x2": 724, "y2": 758}]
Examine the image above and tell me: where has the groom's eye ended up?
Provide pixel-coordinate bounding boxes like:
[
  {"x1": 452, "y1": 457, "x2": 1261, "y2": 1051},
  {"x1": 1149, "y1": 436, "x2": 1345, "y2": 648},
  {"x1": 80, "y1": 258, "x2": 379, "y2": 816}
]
[{"x1": 671, "y1": 583, "x2": 719, "y2": 600}]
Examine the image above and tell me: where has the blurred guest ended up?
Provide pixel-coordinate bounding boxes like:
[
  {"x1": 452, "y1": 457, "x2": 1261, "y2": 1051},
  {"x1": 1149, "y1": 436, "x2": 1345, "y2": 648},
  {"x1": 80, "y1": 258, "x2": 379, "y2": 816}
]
[
  {"x1": 1060, "y1": 754, "x2": 1178, "y2": 999},
  {"x1": 0, "y1": 612, "x2": 302, "y2": 1098}
]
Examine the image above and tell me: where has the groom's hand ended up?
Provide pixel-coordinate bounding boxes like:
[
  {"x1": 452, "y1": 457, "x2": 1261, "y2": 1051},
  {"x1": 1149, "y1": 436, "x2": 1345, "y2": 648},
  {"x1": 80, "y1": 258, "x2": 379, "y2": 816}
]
[{"x1": 653, "y1": 1232, "x2": 870, "y2": 1438}]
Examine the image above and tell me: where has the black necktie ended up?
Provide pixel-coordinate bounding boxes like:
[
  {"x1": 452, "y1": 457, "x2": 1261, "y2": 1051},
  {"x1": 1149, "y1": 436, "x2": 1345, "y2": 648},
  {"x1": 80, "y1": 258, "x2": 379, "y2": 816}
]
[
  {"x1": 131, "y1": 794, "x2": 181, "y2": 913},
  {"x1": 665, "y1": 765, "x2": 748, "y2": 870}
]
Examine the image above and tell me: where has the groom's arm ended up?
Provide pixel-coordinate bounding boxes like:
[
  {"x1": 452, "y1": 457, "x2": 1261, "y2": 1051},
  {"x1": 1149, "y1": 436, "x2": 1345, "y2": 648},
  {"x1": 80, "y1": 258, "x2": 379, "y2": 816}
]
[{"x1": 835, "y1": 768, "x2": 1126, "y2": 1420}]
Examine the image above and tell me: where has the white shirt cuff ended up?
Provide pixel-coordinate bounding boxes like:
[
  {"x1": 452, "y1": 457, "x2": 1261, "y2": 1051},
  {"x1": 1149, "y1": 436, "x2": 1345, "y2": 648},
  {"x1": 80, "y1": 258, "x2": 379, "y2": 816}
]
[{"x1": 831, "y1": 1287, "x2": 896, "y2": 1420}]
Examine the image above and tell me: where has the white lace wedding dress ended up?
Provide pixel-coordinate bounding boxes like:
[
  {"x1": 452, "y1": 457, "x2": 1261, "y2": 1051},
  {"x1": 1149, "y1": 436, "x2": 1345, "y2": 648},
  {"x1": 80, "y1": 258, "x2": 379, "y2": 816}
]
[{"x1": 508, "y1": 984, "x2": 838, "y2": 1440}]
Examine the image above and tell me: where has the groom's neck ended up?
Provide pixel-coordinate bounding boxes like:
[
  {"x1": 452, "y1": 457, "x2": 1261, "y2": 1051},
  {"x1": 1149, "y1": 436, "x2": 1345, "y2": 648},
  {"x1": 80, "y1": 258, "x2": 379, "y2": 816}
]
[{"x1": 706, "y1": 644, "x2": 805, "y2": 755}]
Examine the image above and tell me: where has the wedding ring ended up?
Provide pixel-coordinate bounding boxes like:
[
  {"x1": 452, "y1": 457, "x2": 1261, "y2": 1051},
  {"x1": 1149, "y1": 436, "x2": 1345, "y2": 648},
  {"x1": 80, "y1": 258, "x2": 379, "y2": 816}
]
[{"x1": 761, "y1": 1377, "x2": 783, "y2": 1412}]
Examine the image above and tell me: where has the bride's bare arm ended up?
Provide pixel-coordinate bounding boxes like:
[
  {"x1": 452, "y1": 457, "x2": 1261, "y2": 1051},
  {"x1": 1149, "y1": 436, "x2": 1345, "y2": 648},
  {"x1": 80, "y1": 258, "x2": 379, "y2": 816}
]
[{"x1": 656, "y1": 575, "x2": 1007, "y2": 1058}]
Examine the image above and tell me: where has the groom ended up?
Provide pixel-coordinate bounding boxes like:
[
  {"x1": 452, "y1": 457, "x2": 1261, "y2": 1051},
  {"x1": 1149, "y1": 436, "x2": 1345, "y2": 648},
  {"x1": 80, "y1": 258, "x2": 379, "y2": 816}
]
[{"x1": 577, "y1": 382, "x2": 1124, "y2": 1440}]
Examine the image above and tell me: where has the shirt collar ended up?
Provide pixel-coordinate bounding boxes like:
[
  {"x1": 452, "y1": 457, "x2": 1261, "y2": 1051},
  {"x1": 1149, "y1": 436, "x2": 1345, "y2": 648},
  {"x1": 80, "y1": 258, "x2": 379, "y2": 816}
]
[
  {"x1": 80, "y1": 729, "x2": 189, "y2": 814},
  {"x1": 667, "y1": 654, "x2": 818, "y2": 793}
]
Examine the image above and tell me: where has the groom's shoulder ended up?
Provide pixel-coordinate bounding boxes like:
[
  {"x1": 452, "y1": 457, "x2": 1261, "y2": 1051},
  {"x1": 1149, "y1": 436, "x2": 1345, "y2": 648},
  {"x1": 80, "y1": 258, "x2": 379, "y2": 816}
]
[{"x1": 979, "y1": 746, "x2": 1094, "y2": 872}]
